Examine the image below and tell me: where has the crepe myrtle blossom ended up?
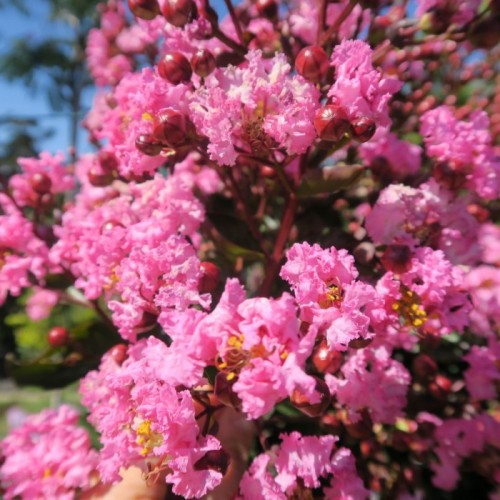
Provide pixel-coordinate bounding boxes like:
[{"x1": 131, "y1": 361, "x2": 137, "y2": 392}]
[
  {"x1": 80, "y1": 341, "x2": 226, "y2": 498},
  {"x1": 463, "y1": 265, "x2": 500, "y2": 337},
  {"x1": 430, "y1": 414, "x2": 500, "y2": 491},
  {"x1": 365, "y1": 180, "x2": 481, "y2": 265},
  {"x1": 328, "y1": 40, "x2": 402, "y2": 128},
  {"x1": 51, "y1": 173, "x2": 203, "y2": 302},
  {"x1": 9, "y1": 152, "x2": 74, "y2": 208},
  {"x1": 420, "y1": 105, "x2": 500, "y2": 200},
  {"x1": 464, "y1": 339, "x2": 500, "y2": 402},
  {"x1": 376, "y1": 247, "x2": 470, "y2": 339},
  {"x1": 280, "y1": 242, "x2": 380, "y2": 351},
  {"x1": 239, "y1": 432, "x2": 367, "y2": 498},
  {"x1": 0, "y1": 405, "x2": 98, "y2": 500},
  {"x1": 0, "y1": 205, "x2": 53, "y2": 305},
  {"x1": 161, "y1": 279, "x2": 318, "y2": 419},
  {"x1": 326, "y1": 346, "x2": 411, "y2": 424},
  {"x1": 190, "y1": 49, "x2": 320, "y2": 166}
]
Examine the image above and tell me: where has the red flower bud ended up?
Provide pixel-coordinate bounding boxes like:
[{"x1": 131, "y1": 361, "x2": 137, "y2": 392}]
[
  {"x1": 152, "y1": 108, "x2": 190, "y2": 147},
  {"x1": 380, "y1": 245, "x2": 412, "y2": 274},
  {"x1": 158, "y1": 52, "x2": 192, "y2": 84},
  {"x1": 88, "y1": 167, "x2": 115, "y2": 187},
  {"x1": 198, "y1": 261, "x2": 221, "y2": 294},
  {"x1": 291, "y1": 378, "x2": 331, "y2": 417},
  {"x1": 97, "y1": 151, "x2": 119, "y2": 174},
  {"x1": 161, "y1": 0, "x2": 195, "y2": 27},
  {"x1": 135, "y1": 134, "x2": 164, "y2": 156},
  {"x1": 312, "y1": 338, "x2": 343, "y2": 374},
  {"x1": 127, "y1": 0, "x2": 160, "y2": 20},
  {"x1": 350, "y1": 116, "x2": 376, "y2": 142},
  {"x1": 255, "y1": 0, "x2": 278, "y2": 18},
  {"x1": 314, "y1": 105, "x2": 350, "y2": 142},
  {"x1": 412, "y1": 354, "x2": 437, "y2": 381},
  {"x1": 295, "y1": 46, "x2": 330, "y2": 83},
  {"x1": 30, "y1": 173, "x2": 52, "y2": 195},
  {"x1": 191, "y1": 49, "x2": 216, "y2": 78},
  {"x1": 47, "y1": 326, "x2": 69, "y2": 347},
  {"x1": 108, "y1": 344, "x2": 128, "y2": 365}
]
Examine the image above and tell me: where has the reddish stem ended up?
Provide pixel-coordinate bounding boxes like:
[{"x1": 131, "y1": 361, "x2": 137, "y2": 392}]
[
  {"x1": 223, "y1": 0, "x2": 244, "y2": 45},
  {"x1": 320, "y1": 0, "x2": 358, "y2": 47}
]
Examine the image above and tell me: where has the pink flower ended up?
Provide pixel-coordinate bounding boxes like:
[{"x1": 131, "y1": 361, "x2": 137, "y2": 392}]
[
  {"x1": 328, "y1": 40, "x2": 402, "y2": 127},
  {"x1": 464, "y1": 340, "x2": 500, "y2": 401},
  {"x1": 0, "y1": 405, "x2": 98, "y2": 500},
  {"x1": 375, "y1": 247, "x2": 470, "y2": 339},
  {"x1": 326, "y1": 346, "x2": 411, "y2": 424},
  {"x1": 10, "y1": 152, "x2": 74, "y2": 207},
  {"x1": 324, "y1": 448, "x2": 369, "y2": 499},
  {"x1": 274, "y1": 432, "x2": 338, "y2": 492},
  {"x1": 288, "y1": 0, "x2": 367, "y2": 45},
  {"x1": 359, "y1": 127, "x2": 422, "y2": 180},
  {"x1": 190, "y1": 50, "x2": 320, "y2": 166},
  {"x1": 80, "y1": 341, "x2": 225, "y2": 497},
  {"x1": 239, "y1": 433, "x2": 366, "y2": 498},
  {"x1": 431, "y1": 414, "x2": 500, "y2": 490},
  {"x1": 420, "y1": 106, "x2": 500, "y2": 200},
  {"x1": 26, "y1": 287, "x2": 60, "y2": 321},
  {"x1": 365, "y1": 180, "x2": 481, "y2": 265},
  {"x1": 416, "y1": 0, "x2": 481, "y2": 26},
  {"x1": 281, "y1": 242, "x2": 379, "y2": 350},
  {"x1": 463, "y1": 265, "x2": 500, "y2": 337}
]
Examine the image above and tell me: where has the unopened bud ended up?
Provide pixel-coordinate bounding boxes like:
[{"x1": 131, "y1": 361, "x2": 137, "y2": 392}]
[
  {"x1": 255, "y1": 0, "x2": 278, "y2": 18},
  {"x1": 191, "y1": 49, "x2": 216, "y2": 78},
  {"x1": 295, "y1": 46, "x2": 330, "y2": 83},
  {"x1": 158, "y1": 52, "x2": 192, "y2": 84},
  {"x1": 153, "y1": 108, "x2": 189, "y2": 147},
  {"x1": 135, "y1": 134, "x2": 164, "y2": 156},
  {"x1": 97, "y1": 151, "x2": 119, "y2": 174},
  {"x1": 127, "y1": 0, "x2": 160, "y2": 20},
  {"x1": 350, "y1": 116, "x2": 376, "y2": 142},
  {"x1": 30, "y1": 173, "x2": 52, "y2": 195},
  {"x1": 108, "y1": 344, "x2": 128, "y2": 365},
  {"x1": 290, "y1": 378, "x2": 331, "y2": 417},
  {"x1": 47, "y1": 326, "x2": 69, "y2": 347},
  {"x1": 412, "y1": 354, "x2": 437, "y2": 381},
  {"x1": 312, "y1": 338, "x2": 343, "y2": 374},
  {"x1": 380, "y1": 245, "x2": 412, "y2": 274},
  {"x1": 198, "y1": 262, "x2": 221, "y2": 294},
  {"x1": 314, "y1": 105, "x2": 350, "y2": 142},
  {"x1": 161, "y1": 0, "x2": 195, "y2": 27}
]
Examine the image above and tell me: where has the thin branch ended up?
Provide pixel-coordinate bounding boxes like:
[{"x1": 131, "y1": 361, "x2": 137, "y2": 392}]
[{"x1": 223, "y1": 0, "x2": 245, "y2": 45}]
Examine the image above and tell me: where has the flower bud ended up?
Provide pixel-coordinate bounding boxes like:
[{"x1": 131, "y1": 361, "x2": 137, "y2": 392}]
[
  {"x1": 290, "y1": 378, "x2": 331, "y2": 417},
  {"x1": 198, "y1": 261, "x2": 221, "y2": 294},
  {"x1": 380, "y1": 245, "x2": 412, "y2": 274},
  {"x1": 295, "y1": 46, "x2": 330, "y2": 83},
  {"x1": 47, "y1": 326, "x2": 69, "y2": 347},
  {"x1": 161, "y1": 0, "x2": 195, "y2": 27},
  {"x1": 314, "y1": 105, "x2": 350, "y2": 142},
  {"x1": 191, "y1": 49, "x2": 216, "y2": 78},
  {"x1": 97, "y1": 150, "x2": 119, "y2": 174},
  {"x1": 108, "y1": 344, "x2": 128, "y2": 365},
  {"x1": 158, "y1": 52, "x2": 193, "y2": 84},
  {"x1": 350, "y1": 116, "x2": 376, "y2": 142},
  {"x1": 255, "y1": 0, "x2": 278, "y2": 18},
  {"x1": 30, "y1": 173, "x2": 52, "y2": 195},
  {"x1": 135, "y1": 133, "x2": 164, "y2": 156},
  {"x1": 88, "y1": 167, "x2": 115, "y2": 187},
  {"x1": 312, "y1": 338, "x2": 343, "y2": 374},
  {"x1": 127, "y1": 0, "x2": 160, "y2": 20},
  {"x1": 194, "y1": 449, "x2": 230, "y2": 475},
  {"x1": 428, "y1": 374, "x2": 452, "y2": 400},
  {"x1": 412, "y1": 354, "x2": 437, "y2": 381},
  {"x1": 152, "y1": 108, "x2": 189, "y2": 147}
]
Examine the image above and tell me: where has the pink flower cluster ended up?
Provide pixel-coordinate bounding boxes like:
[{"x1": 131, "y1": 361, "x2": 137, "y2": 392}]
[{"x1": 0, "y1": 405, "x2": 98, "y2": 500}]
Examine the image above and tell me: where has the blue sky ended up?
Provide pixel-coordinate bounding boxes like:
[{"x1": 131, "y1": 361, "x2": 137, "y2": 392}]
[
  {"x1": 0, "y1": 3, "x2": 95, "y2": 156},
  {"x1": 0, "y1": 1, "x2": 229, "y2": 159}
]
